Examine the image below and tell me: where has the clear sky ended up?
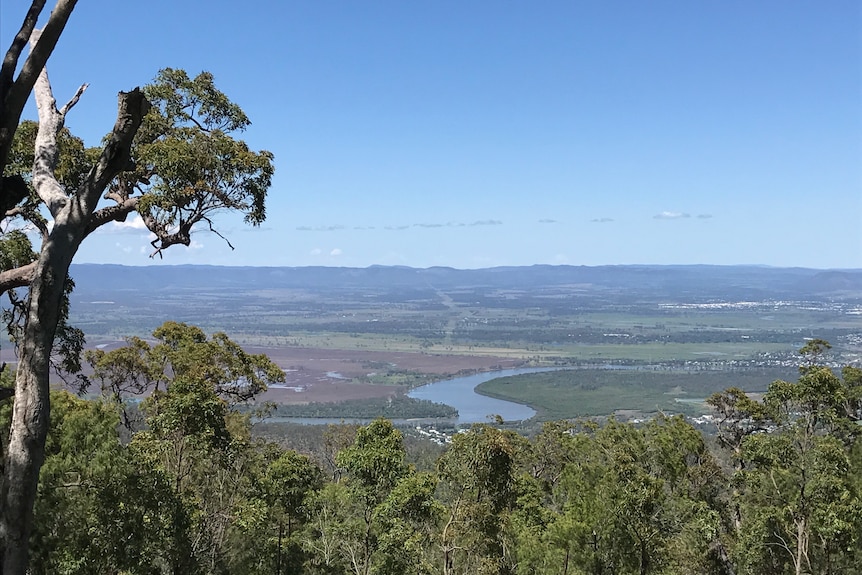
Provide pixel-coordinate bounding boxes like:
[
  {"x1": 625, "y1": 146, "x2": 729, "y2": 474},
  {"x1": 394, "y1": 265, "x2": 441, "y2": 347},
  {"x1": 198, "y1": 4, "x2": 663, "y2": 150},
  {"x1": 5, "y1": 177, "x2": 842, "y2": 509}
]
[{"x1": 2, "y1": 1, "x2": 861, "y2": 269}]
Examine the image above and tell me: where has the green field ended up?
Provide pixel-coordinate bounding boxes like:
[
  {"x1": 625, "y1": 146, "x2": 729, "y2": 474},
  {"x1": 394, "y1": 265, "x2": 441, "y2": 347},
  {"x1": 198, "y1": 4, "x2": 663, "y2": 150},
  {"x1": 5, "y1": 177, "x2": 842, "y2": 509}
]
[{"x1": 475, "y1": 368, "x2": 797, "y2": 420}]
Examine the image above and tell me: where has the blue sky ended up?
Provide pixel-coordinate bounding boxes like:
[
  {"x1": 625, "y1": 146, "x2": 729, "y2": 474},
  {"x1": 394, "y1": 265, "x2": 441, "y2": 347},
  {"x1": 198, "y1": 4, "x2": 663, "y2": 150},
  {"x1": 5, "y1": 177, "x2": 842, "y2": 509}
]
[{"x1": 2, "y1": 0, "x2": 860, "y2": 269}]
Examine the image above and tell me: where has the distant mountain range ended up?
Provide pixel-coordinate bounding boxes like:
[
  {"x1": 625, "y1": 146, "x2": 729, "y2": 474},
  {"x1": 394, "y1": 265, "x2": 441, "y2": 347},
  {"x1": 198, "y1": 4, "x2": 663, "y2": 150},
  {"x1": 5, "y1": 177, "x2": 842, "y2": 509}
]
[{"x1": 69, "y1": 264, "x2": 862, "y2": 301}]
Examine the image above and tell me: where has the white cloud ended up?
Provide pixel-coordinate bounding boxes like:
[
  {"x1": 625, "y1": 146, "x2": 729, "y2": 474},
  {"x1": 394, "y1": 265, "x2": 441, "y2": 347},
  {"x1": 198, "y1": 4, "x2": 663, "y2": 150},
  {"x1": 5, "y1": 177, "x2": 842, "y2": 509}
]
[
  {"x1": 116, "y1": 242, "x2": 133, "y2": 254},
  {"x1": 310, "y1": 248, "x2": 322, "y2": 256},
  {"x1": 296, "y1": 225, "x2": 346, "y2": 232},
  {"x1": 653, "y1": 211, "x2": 690, "y2": 220},
  {"x1": 105, "y1": 215, "x2": 147, "y2": 233},
  {"x1": 330, "y1": 248, "x2": 342, "y2": 256},
  {"x1": 189, "y1": 240, "x2": 204, "y2": 250}
]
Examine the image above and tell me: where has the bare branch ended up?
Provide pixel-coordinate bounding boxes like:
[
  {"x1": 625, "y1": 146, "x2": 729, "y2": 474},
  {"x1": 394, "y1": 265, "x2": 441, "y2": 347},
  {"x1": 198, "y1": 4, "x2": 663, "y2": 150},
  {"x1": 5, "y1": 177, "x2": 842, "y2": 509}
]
[
  {"x1": 202, "y1": 215, "x2": 235, "y2": 250},
  {"x1": 76, "y1": 89, "x2": 150, "y2": 212},
  {"x1": 33, "y1": 218, "x2": 49, "y2": 243},
  {"x1": 0, "y1": 1, "x2": 46, "y2": 98},
  {"x1": 58, "y1": 82, "x2": 88, "y2": 116},
  {"x1": 84, "y1": 196, "x2": 139, "y2": 238},
  {"x1": 104, "y1": 178, "x2": 135, "y2": 203},
  {"x1": 30, "y1": 30, "x2": 68, "y2": 216},
  {"x1": 0, "y1": 260, "x2": 37, "y2": 296},
  {"x1": 0, "y1": 0, "x2": 78, "y2": 186},
  {"x1": 142, "y1": 210, "x2": 192, "y2": 258},
  {"x1": 3, "y1": 207, "x2": 29, "y2": 219}
]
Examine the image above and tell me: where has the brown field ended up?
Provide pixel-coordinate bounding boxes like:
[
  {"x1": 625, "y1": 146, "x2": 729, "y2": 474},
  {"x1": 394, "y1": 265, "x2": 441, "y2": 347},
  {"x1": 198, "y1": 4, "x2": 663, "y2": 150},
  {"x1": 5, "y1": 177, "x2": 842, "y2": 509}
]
[
  {"x1": 0, "y1": 345, "x2": 520, "y2": 405},
  {"x1": 242, "y1": 346, "x2": 521, "y2": 404}
]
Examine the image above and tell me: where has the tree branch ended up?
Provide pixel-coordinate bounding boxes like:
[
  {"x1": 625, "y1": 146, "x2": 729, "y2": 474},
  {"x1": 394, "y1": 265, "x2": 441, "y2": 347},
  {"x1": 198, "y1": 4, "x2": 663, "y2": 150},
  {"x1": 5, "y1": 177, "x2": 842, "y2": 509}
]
[
  {"x1": 0, "y1": 0, "x2": 78, "y2": 189},
  {"x1": 202, "y1": 215, "x2": 235, "y2": 250},
  {"x1": 74, "y1": 89, "x2": 150, "y2": 215},
  {"x1": 0, "y1": 1, "x2": 45, "y2": 101},
  {"x1": 30, "y1": 47, "x2": 68, "y2": 216},
  {"x1": 58, "y1": 82, "x2": 87, "y2": 116},
  {"x1": 0, "y1": 260, "x2": 37, "y2": 296},
  {"x1": 84, "y1": 196, "x2": 139, "y2": 238}
]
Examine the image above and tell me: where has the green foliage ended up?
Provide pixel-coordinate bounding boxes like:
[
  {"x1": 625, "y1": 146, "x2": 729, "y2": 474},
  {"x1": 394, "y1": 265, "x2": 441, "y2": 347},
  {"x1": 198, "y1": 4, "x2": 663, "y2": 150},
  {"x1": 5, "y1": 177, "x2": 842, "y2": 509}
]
[
  {"x1": 85, "y1": 321, "x2": 285, "y2": 427},
  {"x1": 507, "y1": 416, "x2": 728, "y2": 575},
  {"x1": 477, "y1": 368, "x2": 790, "y2": 420},
  {"x1": 269, "y1": 395, "x2": 458, "y2": 420},
  {"x1": 133, "y1": 68, "x2": 274, "y2": 252},
  {"x1": 3, "y1": 120, "x2": 99, "y2": 191},
  {"x1": 337, "y1": 418, "x2": 408, "y2": 506},
  {"x1": 23, "y1": 392, "x2": 194, "y2": 574},
  {"x1": 373, "y1": 472, "x2": 440, "y2": 575},
  {"x1": 227, "y1": 449, "x2": 322, "y2": 575},
  {"x1": 721, "y1": 343, "x2": 862, "y2": 574},
  {"x1": 143, "y1": 376, "x2": 230, "y2": 450},
  {"x1": 12, "y1": 334, "x2": 862, "y2": 575},
  {"x1": 0, "y1": 230, "x2": 35, "y2": 271},
  {"x1": 262, "y1": 450, "x2": 323, "y2": 525},
  {"x1": 437, "y1": 424, "x2": 521, "y2": 574},
  {"x1": 309, "y1": 418, "x2": 440, "y2": 575}
]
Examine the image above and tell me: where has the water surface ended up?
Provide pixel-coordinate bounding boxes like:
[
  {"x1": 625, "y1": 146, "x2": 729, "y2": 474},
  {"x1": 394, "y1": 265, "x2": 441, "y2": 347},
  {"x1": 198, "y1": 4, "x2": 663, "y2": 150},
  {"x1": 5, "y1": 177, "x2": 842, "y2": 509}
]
[{"x1": 408, "y1": 367, "x2": 561, "y2": 423}]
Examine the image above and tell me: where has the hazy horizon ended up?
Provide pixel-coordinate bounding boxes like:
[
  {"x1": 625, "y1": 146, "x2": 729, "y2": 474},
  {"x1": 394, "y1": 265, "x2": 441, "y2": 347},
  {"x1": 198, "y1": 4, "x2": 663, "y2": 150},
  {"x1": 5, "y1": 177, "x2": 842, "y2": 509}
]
[{"x1": 69, "y1": 262, "x2": 861, "y2": 272}]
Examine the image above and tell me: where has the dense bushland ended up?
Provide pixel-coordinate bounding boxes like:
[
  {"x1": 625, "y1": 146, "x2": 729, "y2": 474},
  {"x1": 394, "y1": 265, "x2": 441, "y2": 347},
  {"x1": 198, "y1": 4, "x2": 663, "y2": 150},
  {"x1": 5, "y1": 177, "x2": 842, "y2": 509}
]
[{"x1": 3, "y1": 335, "x2": 859, "y2": 574}]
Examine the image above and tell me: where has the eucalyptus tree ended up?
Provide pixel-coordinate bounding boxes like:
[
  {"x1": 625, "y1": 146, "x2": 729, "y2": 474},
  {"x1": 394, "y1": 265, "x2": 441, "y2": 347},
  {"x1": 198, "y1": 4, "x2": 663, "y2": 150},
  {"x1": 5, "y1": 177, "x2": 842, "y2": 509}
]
[
  {"x1": 85, "y1": 321, "x2": 285, "y2": 430},
  {"x1": 306, "y1": 418, "x2": 438, "y2": 575},
  {"x1": 11, "y1": 391, "x2": 194, "y2": 575},
  {"x1": 258, "y1": 450, "x2": 323, "y2": 575},
  {"x1": 437, "y1": 424, "x2": 520, "y2": 575},
  {"x1": 0, "y1": 3, "x2": 275, "y2": 569},
  {"x1": 332, "y1": 418, "x2": 410, "y2": 575},
  {"x1": 731, "y1": 344, "x2": 862, "y2": 575},
  {"x1": 508, "y1": 417, "x2": 728, "y2": 575}
]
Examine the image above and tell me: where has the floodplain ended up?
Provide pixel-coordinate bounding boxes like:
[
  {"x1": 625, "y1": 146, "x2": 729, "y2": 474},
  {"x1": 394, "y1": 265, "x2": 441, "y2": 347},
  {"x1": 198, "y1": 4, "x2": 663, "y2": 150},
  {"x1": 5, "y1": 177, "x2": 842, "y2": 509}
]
[{"x1": 62, "y1": 264, "x2": 862, "y2": 424}]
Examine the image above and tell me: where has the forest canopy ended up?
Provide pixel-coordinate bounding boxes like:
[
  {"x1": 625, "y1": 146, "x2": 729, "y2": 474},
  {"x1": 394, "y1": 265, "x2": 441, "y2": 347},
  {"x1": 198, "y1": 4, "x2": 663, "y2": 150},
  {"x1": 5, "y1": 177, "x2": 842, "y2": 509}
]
[{"x1": 3, "y1": 333, "x2": 860, "y2": 574}]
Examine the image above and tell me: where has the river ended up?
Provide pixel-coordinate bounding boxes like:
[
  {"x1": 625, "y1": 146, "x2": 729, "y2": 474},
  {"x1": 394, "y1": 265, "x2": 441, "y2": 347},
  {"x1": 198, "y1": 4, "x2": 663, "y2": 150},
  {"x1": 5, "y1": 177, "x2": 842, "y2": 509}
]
[
  {"x1": 408, "y1": 367, "x2": 562, "y2": 424},
  {"x1": 264, "y1": 367, "x2": 558, "y2": 426}
]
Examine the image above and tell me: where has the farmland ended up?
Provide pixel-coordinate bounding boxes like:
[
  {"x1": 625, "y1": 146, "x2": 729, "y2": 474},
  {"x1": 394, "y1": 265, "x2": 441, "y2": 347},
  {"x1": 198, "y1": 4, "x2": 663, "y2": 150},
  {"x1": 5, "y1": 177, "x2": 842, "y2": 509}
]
[{"x1": 52, "y1": 264, "x2": 862, "y2": 421}]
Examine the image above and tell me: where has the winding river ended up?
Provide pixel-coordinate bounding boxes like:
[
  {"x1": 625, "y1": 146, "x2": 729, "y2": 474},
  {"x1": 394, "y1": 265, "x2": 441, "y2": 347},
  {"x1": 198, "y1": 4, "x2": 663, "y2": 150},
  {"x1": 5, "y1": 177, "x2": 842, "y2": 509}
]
[
  {"x1": 265, "y1": 367, "x2": 557, "y2": 425},
  {"x1": 408, "y1": 367, "x2": 560, "y2": 424}
]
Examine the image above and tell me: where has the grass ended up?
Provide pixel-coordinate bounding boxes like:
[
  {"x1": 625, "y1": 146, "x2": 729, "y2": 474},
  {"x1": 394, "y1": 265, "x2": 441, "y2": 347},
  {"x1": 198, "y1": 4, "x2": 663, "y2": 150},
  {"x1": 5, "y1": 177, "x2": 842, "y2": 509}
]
[
  {"x1": 475, "y1": 368, "x2": 796, "y2": 421},
  {"x1": 215, "y1": 331, "x2": 795, "y2": 362}
]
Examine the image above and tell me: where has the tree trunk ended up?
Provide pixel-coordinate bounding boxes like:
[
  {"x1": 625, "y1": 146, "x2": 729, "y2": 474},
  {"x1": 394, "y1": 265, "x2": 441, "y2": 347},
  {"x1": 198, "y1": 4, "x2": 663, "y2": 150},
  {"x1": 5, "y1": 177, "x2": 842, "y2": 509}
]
[
  {"x1": 795, "y1": 517, "x2": 807, "y2": 575},
  {"x1": 0, "y1": 239, "x2": 70, "y2": 572},
  {"x1": 0, "y1": 84, "x2": 148, "y2": 574}
]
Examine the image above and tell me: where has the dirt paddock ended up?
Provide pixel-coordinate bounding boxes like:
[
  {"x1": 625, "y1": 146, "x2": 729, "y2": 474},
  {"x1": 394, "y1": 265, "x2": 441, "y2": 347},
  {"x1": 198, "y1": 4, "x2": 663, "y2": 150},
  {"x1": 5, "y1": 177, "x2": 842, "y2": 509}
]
[
  {"x1": 2, "y1": 345, "x2": 521, "y2": 405},
  {"x1": 241, "y1": 346, "x2": 521, "y2": 404}
]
